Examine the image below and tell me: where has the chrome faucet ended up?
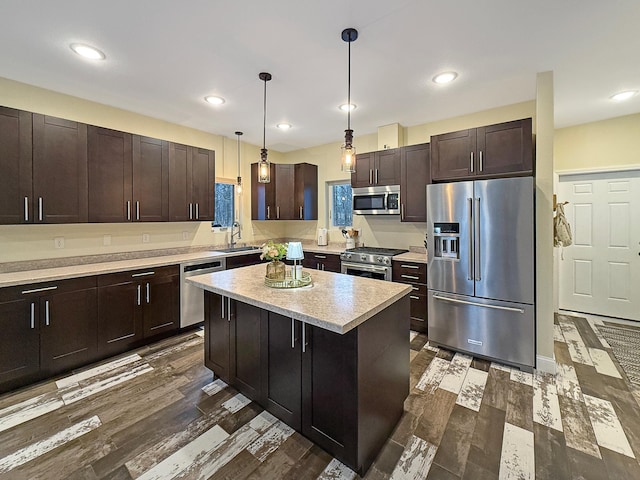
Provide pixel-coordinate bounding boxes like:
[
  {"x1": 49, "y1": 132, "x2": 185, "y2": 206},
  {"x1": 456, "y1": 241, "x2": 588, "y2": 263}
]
[{"x1": 229, "y1": 221, "x2": 241, "y2": 247}]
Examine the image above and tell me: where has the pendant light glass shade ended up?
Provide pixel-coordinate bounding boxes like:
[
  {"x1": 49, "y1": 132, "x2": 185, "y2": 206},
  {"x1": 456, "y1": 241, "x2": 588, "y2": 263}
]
[
  {"x1": 235, "y1": 131, "x2": 243, "y2": 194},
  {"x1": 341, "y1": 28, "x2": 358, "y2": 174},
  {"x1": 257, "y1": 72, "x2": 272, "y2": 183}
]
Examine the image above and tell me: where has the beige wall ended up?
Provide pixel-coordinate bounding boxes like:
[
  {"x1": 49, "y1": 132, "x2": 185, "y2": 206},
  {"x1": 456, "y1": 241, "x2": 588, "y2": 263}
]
[
  {"x1": 283, "y1": 101, "x2": 537, "y2": 250},
  {"x1": 554, "y1": 112, "x2": 640, "y2": 171},
  {"x1": 0, "y1": 77, "x2": 286, "y2": 262}
]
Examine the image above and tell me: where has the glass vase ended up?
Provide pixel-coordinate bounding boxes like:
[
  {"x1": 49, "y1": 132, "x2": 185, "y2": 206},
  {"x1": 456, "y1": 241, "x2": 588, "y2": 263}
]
[{"x1": 266, "y1": 260, "x2": 286, "y2": 280}]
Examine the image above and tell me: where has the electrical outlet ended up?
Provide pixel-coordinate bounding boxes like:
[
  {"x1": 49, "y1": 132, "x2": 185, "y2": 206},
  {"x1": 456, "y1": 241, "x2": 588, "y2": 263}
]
[
  {"x1": 142, "y1": 233, "x2": 150, "y2": 243},
  {"x1": 54, "y1": 237, "x2": 65, "y2": 249},
  {"x1": 103, "y1": 235, "x2": 112, "y2": 246},
  {"x1": 182, "y1": 231, "x2": 189, "y2": 240}
]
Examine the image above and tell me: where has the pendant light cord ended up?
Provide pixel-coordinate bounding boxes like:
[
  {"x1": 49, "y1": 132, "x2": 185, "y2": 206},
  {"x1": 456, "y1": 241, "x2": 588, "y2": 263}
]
[
  {"x1": 262, "y1": 78, "x2": 267, "y2": 149},
  {"x1": 347, "y1": 36, "x2": 351, "y2": 132}
]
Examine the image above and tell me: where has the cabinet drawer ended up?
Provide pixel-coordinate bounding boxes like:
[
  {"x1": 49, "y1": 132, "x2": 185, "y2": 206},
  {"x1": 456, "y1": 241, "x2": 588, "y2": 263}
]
[
  {"x1": 226, "y1": 253, "x2": 262, "y2": 269},
  {"x1": 409, "y1": 292, "x2": 427, "y2": 321},
  {"x1": 2, "y1": 276, "x2": 97, "y2": 301},
  {"x1": 392, "y1": 261, "x2": 426, "y2": 284},
  {"x1": 97, "y1": 265, "x2": 178, "y2": 287}
]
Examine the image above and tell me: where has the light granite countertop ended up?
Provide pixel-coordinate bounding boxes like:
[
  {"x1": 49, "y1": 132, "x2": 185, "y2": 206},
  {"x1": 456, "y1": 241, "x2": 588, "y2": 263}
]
[
  {"x1": 393, "y1": 252, "x2": 427, "y2": 264},
  {"x1": 0, "y1": 249, "x2": 259, "y2": 289},
  {"x1": 187, "y1": 263, "x2": 412, "y2": 334}
]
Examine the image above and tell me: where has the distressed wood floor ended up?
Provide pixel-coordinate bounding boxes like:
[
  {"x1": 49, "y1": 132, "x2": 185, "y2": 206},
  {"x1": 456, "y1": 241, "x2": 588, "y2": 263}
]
[{"x1": 2, "y1": 313, "x2": 640, "y2": 479}]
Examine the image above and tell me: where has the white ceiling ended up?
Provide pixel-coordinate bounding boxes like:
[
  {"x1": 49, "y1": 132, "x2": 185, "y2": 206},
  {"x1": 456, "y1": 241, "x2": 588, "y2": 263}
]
[{"x1": 1, "y1": 1, "x2": 639, "y2": 152}]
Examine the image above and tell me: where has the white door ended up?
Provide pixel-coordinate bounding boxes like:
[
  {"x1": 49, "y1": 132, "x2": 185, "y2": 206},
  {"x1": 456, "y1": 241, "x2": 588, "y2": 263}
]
[{"x1": 557, "y1": 170, "x2": 640, "y2": 321}]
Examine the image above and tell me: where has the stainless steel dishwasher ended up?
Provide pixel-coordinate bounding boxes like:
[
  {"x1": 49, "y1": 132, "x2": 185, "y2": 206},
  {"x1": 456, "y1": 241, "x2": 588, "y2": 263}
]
[{"x1": 180, "y1": 257, "x2": 226, "y2": 327}]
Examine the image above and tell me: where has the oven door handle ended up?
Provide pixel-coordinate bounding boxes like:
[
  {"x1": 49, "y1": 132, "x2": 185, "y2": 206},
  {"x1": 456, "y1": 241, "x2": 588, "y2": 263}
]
[{"x1": 342, "y1": 262, "x2": 389, "y2": 274}]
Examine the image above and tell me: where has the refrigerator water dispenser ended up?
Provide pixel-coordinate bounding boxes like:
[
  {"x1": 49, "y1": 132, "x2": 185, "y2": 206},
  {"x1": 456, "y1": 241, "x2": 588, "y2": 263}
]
[{"x1": 433, "y1": 223, "x2": 460, "y2": 259}]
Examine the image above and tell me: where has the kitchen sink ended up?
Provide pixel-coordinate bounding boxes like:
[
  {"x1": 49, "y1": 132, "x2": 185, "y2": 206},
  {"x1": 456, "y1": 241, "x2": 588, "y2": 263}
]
[{"x1": 213, "y1": 246, "x2": 262, "y2": 253}]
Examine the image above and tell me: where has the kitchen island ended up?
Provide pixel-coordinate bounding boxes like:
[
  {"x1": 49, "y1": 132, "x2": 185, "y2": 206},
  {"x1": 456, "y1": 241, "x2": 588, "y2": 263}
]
[{"x1": 187, "y1": 264, "x2": 411, "y2": 475}]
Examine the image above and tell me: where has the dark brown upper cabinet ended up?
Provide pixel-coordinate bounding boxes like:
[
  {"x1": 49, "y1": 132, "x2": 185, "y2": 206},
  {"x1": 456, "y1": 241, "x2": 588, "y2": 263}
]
[
  {"x1": 1, "y1": 112, "x2": 89, "y2": 224},
  {"x1": 294, "y1": 163, "x2": 318, "y2": 220},
  {"x1": 133, "y1": 136, "x2": 169, "y2": 222},
  {"x1": 32, "y1": 114, "x2": 89, "y2": 223},
  {"x1": 251, "y1": 162, "x2": 318, "y2": 220},
  {"x1": 0, "y1": 107, "x2": 32, "y2": 224},
  {"x1": 431, "y1": 118, "x2": 533, "y2": 182},
  {"x1": 351, "y1": 148, "x2": 401, "y2": 188},
  {"x1": 169, "y1": 143, "x2": 215, "y2": 221},
  {"x1": 89, "y1": 129, "x2": 169, "y2": 222},
  {"x1": 400, "y1": 143, "x2": 431, "y2": 223}
]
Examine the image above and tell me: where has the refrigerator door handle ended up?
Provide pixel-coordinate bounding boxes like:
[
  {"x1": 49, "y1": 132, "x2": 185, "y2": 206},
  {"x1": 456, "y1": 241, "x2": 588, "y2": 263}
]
[
  {"x1": 432, "y1": 294, "x2": 525, "y2": 313},
  {"x1": 468, "y1": 197, "x2": 474, "y2": 280},
  {"x1": 475, "y1": 197, "x2": 481, "y2": 281}
]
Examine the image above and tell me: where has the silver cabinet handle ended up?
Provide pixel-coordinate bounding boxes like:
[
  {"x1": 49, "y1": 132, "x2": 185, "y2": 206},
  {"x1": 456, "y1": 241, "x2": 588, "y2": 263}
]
[
  {"x1": 21, "y1": 285, "x2": 58, "y2": 294},
  {"x1": 401, "y1": 264, "x2": 420, "y2": 269},
  {"x1": 475, "y1": 197, "x2": 481, "y2": 281},
  {"x1": 146, "y1": 282, "x2": 150, "y2": 304},
  {"x1": 227, "y1": 297, "x2": 231, "y2": 322},
  {"x1": 221, "y1": 295, "x2": 225, "y2": 319},
  {"x1": 375, "y1": 169, "x2": 379, "y2": 184},
  {"x1": 136, "y1": 201, "x2": 140, "y2": 220},
  {"x1": 401, "y1": 203, "x2": 404, "y2": 220},
  {"x1": 302, "y1": 322, "x2": 307, "y2": 353},
  {"x1": 299, "y1": 206, "x2": 303, "y2": 219},
  {"x1": 195, "y1": 203, "x2": 199, "y2": 220},
  {"x1": 127, "y1": 201, "x2": 131, "y2": 221},
  {"x1": 277, "y1": 206, "x2": 280, "y2": 219},
  {"x1": 38, "y1": 197, "x2": 43, "y2": 221},
  {"x1": 401, "y1": 274, "x2": 420, "y2": 280},
  {"x1": 410, "y1": 295, "x2": 420, "y2": 300},
  {"x1": 45, "y1": 300, "x2": 50, "y2": 326},
  {"x1": 267, "y1": 206, "x2": 270, "y2": 220},
  {"x1": 316, "y1": 263, "x2": 320, "y2": 270},
  {"x1": 470, "y1": 152, "x2": 474, "y2": 173},
  {"x1": 30, "y1": 302, "x2": 35, "y2": 329},
  {"x1": 131, "y1": 271, "x2": 155, "y2": 278},
  {"x1": 291, "y1": 318, "x2": 295, "y2": 349},
  {"x1": 412, "y1": 286, "x2": 420, "y2": 291},
  {"x1": 189, "y1": 203, "x2": 193, "y2": 220},
  {"x1": 137, "y1": 285, "x2": 141, "y2": 306},
  {"x1": 314, "y1": 254, "x2": 327, "y2": 259},
  {"x1": 24, "y1": 197, "x2": 29, "y2": 222},
  {"x1": 369, "y1": 169, "x2": 373, "y2": 185},
  {"x1": 322, "y1": 264, "x2": 325, "y2": 271},
  {"x1": 433, "y1": 294, "x2": 525, "y2": 313},
  {"x1": 468, "y1": 197, "x2": 473, "y2": 280},
  {"x1": 479, "y1": 150, "x2": 483, "y2": 172}
]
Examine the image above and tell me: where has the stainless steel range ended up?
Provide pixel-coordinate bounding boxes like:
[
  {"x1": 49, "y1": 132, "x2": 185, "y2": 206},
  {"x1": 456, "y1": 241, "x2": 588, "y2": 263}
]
[{"x1": 340, "y1": 247, "x2": 408, "y2": 281}]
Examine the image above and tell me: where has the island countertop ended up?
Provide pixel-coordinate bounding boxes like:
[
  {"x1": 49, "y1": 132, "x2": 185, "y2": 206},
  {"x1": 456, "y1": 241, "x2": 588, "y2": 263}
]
[{"x1": 187, "y1": 264, "x2": 411, "y2": 334}]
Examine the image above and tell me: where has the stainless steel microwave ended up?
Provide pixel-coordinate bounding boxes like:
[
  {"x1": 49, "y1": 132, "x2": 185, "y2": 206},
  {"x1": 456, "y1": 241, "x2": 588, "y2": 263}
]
[{"x1": 352, "y1": 185, "x2": 400, "y2": 215}]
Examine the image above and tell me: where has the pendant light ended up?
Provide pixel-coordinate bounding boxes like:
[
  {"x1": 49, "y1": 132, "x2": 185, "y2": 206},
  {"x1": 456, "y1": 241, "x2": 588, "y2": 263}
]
[
  {"x1": 257, "y1": 72, "x2": 272, "y2": 183},
  {"x1": 341, "y1": 28, "x2": 358, "y2": 173},
  {"x1": 235, "y1": 131, "x2": 243, "y2": 194}
]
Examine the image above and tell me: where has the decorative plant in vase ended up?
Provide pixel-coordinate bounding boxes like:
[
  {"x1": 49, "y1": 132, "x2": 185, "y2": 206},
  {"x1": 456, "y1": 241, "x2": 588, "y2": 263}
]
[{"x1": 260, "y1": 241, "x2": 288, "y2": 280}]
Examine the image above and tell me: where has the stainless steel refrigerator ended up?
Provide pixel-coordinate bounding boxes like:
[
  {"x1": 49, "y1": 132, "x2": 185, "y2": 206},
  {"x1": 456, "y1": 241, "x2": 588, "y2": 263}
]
[{"x1": 427, "y1": 176, "x2": 535, "y2": 370}]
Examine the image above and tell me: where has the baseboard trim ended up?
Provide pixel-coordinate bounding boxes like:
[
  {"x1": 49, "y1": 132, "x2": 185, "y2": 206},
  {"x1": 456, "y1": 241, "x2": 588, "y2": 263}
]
[{"x1": 536, "y1": 354, "x2": 556, "y2": 374}]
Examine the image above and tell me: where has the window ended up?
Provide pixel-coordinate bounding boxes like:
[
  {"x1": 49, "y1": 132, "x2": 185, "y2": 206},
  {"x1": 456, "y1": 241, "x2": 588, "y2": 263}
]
[
  {"x1": 330, "y1": 182, "x2": 352, "y2": 227},
  {"x1": 213, "y1": 182, "x2": 235, "y2": 227}
]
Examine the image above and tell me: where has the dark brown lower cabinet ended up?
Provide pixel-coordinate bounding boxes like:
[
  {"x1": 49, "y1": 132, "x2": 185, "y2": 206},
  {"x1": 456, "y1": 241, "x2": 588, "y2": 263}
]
[
  {"x1": 98, "y1": 266, "x2": 179, "y2": 357},
  {"x1": 204, "y1": 290, "x2": 410, "y2": 475},
  {"x1": 261, "y1": 312, "x2": 302, "y2": 430},
  {"x1": 204, "y1": 293, "x2": 231, "y2": 382},
  {"x1": 393, "y1": 260, "x2": 428, "y2": 333},
  {"x1": 302, "y1": 252, "x2": 341, "y2": 272},
  {"x1": 0, "y1": 277, "x2": 98, "y2": 394}
]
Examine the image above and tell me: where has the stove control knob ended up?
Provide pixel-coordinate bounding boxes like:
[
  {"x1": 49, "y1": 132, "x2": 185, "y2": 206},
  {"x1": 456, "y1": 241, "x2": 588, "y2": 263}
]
[
  {"x1": 344, "y1": 253, "x2": 351, "y2": 260},
  {"x1": 376, "y1": 256, "x2": 384, "y2": 263},
  {"x1": 360, "y1": 254, "x2": 367, "y2": 261}
]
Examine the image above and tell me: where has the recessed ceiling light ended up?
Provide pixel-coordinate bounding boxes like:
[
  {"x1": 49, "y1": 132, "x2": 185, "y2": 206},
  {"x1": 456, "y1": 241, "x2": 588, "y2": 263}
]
[
  {"x1": 276, "y1": 123, "x2": 292, "y2": 130},
  {"x1": 339, "y1": 104, "x2": 357, "y2": 112},
  {"x1": 610, "y1": 90, "x2": 637, "y2": 102},
  {"x1": 432, "y1": 71, "x2": 458, "y2": 84},
  {"x1": 69, "y1": 43, "x2": 105, "y2": 60},
  {"x1": 204, "y1": 96, "x2": 225, "y2": 105}
]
